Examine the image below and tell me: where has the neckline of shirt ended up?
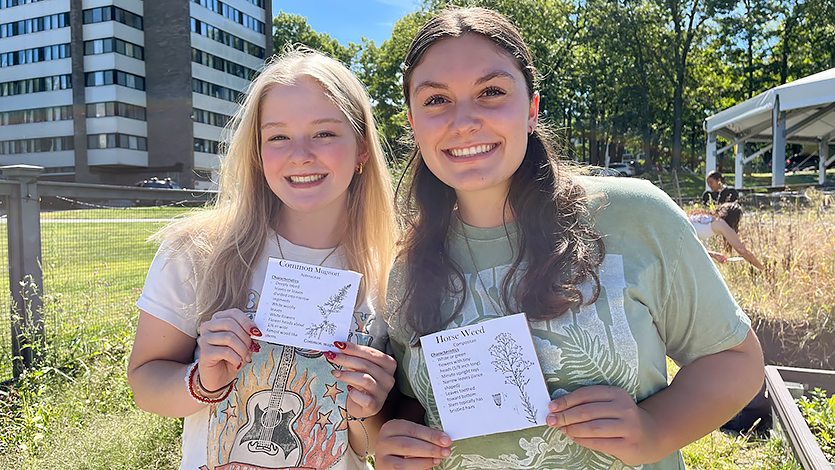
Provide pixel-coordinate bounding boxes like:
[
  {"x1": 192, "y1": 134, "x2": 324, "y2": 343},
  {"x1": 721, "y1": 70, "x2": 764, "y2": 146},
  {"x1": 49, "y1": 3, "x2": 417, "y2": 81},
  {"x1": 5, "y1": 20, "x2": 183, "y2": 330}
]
[{"x1": 449, "y1": 211, "x2": 519, "y2": 242}]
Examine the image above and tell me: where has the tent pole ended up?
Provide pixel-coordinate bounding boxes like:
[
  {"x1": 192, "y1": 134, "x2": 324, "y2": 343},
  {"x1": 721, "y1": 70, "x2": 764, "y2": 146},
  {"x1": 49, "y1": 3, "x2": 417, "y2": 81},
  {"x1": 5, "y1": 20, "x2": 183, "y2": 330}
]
[
  {"x1": 772, "y1": 97, "x2": 786, "y2": 187},
  {"x1": 821, "y1": 133, "x2": 832, "y2": 186},
  {"x1": 706, "y1": 132, "x2": 716, "y2": 191},
  {"x1": 735, "y1": 142, "x2": 745, "y2": 189}
]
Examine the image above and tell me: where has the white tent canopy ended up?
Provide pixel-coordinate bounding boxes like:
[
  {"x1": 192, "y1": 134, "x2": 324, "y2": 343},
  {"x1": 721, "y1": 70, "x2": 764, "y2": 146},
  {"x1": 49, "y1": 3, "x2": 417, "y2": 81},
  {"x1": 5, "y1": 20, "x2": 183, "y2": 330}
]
[{"x1": 703, "y1": 67, "x2": 835, "y2": 188}]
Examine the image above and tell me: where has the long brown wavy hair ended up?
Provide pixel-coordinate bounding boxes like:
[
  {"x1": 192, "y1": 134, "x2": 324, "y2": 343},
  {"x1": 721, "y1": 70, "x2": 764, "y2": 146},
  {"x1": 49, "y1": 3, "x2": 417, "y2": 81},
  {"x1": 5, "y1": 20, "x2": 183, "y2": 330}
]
[{"x1": 395, "y1": 7, "x2": 605, "y2": 339}]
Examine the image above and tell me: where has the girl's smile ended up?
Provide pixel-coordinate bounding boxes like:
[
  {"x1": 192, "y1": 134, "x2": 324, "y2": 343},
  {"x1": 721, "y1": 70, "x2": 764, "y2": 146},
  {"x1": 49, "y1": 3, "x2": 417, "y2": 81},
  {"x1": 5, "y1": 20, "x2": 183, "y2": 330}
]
[{"x1": 444, "y1": 142, "x2": 500, "y2": 160}]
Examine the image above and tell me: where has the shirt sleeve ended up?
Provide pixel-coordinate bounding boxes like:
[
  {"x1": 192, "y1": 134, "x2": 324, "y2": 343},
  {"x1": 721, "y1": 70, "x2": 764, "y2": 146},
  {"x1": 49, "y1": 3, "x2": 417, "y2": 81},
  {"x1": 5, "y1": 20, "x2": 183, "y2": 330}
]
[
  {"x1": 725, "y1": 187, "x2": 739, "y2": 202},
  {"x1": 135, "y1": 243, "x2": 201, "y2": 338},
  {"x1": 655, "y1": 212, "x2": 751, "y2": 366}
]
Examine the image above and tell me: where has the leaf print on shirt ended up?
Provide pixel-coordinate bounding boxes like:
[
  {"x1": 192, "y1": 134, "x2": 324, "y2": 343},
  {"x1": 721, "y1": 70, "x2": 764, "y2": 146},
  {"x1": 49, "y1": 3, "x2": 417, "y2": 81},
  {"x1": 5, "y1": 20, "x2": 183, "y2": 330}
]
[{"x1": 559, "y1": 324, "x2": 639, "y2": 398}]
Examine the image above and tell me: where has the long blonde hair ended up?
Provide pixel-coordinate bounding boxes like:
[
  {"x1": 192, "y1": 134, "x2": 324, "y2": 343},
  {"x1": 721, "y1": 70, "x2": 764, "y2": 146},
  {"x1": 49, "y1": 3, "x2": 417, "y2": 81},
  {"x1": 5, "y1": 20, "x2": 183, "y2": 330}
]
[{"x1": 156, "y1": 48, "x2": 397, "y2": 323}]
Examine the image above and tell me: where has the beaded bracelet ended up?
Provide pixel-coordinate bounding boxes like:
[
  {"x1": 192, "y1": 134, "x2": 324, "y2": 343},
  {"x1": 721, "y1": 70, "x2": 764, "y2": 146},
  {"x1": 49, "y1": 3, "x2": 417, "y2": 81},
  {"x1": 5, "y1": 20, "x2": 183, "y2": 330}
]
[
  {"x1": 345, "y1": 413, "x2": 369, "y2": 458},
  {"x1": 184, "y1": 361, "x2": 234, "y2": 404}
]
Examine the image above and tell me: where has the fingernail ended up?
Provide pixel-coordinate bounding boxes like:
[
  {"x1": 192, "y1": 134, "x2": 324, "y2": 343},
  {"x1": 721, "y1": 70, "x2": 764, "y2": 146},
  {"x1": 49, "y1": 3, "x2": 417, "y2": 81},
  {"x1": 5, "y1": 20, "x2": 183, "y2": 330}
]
[
  {"x1": 346, "y1": 384, "x2": 354, "y2": 391},
  {"x1": 250, "y1": 327, "x2": 262, "y2": 337},
  {"x1": 433, "y1": 459, "x2": 441, "y2": 465},
  {"x1": 441, "y1": 447, "x2": 451, "y2": 457},
  {"x1": 331, "y1": 369, "x2": 341, "y2": 378},
  {"x1": 323, "y1": 351, "x2": 336, "y2": 360},
  {"x1": 547, "y1": 415, "x2": 557, "y2": 427},
  {"x1": 548, "y1": 401, "x2": 559, "y2": 412},
  {"x1": 334, "y1": 341, "x2": 347, "y2": 350},
  {"x1": 237, "y1": 363, "x2": 242, "y2": 370},
  {"x1": 440, "y1": 435, "x2": 451, "y2": 446},
  {"x1": 250, "y1": 342, "x2": 260, "y2": 353}
]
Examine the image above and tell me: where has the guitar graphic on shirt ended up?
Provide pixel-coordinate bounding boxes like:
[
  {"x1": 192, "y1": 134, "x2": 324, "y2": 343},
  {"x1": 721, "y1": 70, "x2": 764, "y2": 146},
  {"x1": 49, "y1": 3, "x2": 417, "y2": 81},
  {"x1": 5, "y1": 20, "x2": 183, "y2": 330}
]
[{"x1": 230, "y1": 345, "x2": 303, "y2": 467}]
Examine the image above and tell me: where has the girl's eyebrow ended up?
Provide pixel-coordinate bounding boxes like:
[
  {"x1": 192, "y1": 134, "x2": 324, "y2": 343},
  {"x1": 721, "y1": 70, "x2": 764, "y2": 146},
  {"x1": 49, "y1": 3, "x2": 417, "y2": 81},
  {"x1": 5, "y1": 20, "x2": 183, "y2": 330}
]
[
  {"x1": 260, "y1": 117, "x2": 344, "y2": 130},
  {"x1": 474, "y1": 70, "x2": 516, "y2": 86},
  {"x1": 413, "y1": 70, "x2": 517, "y2": 96}
]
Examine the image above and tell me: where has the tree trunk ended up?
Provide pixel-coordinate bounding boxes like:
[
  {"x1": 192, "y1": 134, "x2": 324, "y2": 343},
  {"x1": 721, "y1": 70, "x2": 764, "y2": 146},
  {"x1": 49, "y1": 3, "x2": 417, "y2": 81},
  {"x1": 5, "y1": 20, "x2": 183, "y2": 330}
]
[{"x1": 672, "y1": 67, "x2": 684, "y2": 169}]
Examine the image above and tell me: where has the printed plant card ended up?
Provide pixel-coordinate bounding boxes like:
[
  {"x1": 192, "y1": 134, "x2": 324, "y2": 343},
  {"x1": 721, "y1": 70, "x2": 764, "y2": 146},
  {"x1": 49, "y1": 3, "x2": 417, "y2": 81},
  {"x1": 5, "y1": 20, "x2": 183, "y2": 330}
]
[
  {"x1": 420, "y1": 313, "x2": 551, "y2": 441},
  {"x1": 253, "y1": 257, "x2": 361, "y2": 350}
]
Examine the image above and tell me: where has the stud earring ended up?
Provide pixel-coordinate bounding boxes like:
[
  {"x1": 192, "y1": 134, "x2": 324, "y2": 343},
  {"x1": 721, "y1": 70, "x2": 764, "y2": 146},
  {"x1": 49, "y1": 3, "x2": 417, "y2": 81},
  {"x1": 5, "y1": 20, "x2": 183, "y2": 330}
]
[{"x1": 356, "y1": 162, "x2": 364, "y2": 175}]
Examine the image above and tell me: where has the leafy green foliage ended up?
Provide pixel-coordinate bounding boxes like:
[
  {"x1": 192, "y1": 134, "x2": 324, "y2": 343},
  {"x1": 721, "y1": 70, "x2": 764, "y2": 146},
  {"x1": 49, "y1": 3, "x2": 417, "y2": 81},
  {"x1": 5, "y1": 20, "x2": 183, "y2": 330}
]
[
  {"x1": 796, "y1": 388, "x2": 835, "y2": 459},
  {"x1": 267, "y1": 1, "x2": 834, "y2": 171},
  {"x1": 272, "y1": 10, "x2": 359, "y2": 67},
  {"x1": 0, "y1": 311, "x2": 181, "y2": 469}
]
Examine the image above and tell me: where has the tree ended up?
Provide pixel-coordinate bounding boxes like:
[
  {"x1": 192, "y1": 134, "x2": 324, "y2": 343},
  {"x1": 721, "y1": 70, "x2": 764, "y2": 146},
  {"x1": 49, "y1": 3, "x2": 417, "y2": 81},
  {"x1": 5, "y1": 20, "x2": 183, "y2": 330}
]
[
  {"x1": 272, "y1": 11, "x2": 359, "y2": 67},
  {"x1": 716, "y1": 0, "x2": 776, "y2": 100},
  {"x1": 356, "y1": 11, "x2": 430, "y2": 159},
  {"x1": 653, "y1": 0, "x2": 734, "y2": 169}
]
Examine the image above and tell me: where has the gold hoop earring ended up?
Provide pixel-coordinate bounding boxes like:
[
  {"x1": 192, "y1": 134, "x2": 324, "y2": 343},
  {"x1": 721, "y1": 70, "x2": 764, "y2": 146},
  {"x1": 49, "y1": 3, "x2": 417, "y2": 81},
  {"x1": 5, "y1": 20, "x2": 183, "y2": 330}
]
[{"x1": 356, "y1": 162, "x2": 364, "y2": 175}]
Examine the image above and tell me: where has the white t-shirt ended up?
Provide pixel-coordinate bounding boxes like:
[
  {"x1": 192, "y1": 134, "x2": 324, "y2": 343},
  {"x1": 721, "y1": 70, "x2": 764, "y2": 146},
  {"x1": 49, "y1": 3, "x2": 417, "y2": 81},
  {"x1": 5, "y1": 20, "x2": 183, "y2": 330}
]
[
  {"x1": 688, "y1": 214, "x2": 716, "y2": 240},
  {"x1": 137, "y1": 232, "x2": 385, "y2": 470}
]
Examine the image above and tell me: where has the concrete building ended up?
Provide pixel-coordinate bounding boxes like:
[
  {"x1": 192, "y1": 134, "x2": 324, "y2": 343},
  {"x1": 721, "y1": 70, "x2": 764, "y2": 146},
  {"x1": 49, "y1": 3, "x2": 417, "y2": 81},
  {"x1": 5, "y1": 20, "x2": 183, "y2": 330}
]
[{"x1": 0, "y1": 0, "x2": 272, "y2": 188}]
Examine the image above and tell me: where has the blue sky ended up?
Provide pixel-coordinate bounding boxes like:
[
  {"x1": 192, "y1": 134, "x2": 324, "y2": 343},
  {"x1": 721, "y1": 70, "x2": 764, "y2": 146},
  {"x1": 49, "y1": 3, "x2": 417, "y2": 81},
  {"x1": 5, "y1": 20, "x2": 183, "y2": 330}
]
[{"x1": 272, "y1": 0, "x2": 420, "y2": 46}]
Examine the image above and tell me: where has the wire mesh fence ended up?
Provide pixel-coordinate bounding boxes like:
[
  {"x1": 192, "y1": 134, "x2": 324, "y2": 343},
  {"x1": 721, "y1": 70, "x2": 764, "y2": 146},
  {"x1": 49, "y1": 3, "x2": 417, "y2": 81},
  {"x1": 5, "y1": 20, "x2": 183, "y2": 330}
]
[
  {"x1": 0, "y1": 208, "x2": 10, "y2": 383},
  {"x1": 1, "y1": 187, "x2": 210, "y2": 383}
]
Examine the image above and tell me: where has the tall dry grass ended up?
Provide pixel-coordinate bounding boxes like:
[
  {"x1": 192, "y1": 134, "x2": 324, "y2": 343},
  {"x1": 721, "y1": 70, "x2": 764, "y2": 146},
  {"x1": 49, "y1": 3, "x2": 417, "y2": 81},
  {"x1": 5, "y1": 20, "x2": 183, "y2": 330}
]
[{"x1": 705, "y1": 189, "x2": 835, "y2": 332}]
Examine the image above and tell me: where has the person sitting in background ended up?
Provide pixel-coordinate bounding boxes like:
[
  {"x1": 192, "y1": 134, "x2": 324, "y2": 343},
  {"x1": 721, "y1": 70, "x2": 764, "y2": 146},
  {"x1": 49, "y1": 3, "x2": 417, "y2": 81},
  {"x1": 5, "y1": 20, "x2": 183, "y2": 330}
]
[
  {"x1": 702, "y1": 170, "x2": 739, "y2": 204},
  {"x1": 688, "y1": 202, "x2": 764, "y2": 270}
]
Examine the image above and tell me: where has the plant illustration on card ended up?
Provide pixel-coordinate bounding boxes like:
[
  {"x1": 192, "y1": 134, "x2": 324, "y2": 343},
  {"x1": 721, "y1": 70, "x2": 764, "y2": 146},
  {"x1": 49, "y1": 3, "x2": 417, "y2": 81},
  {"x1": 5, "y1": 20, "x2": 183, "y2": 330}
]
[
  {"x1": 306, "y1": 284, "x2": 351, "y2": 340},
  {"x1": 489, "y1": 332, "x2": 538, "y2": 423}
]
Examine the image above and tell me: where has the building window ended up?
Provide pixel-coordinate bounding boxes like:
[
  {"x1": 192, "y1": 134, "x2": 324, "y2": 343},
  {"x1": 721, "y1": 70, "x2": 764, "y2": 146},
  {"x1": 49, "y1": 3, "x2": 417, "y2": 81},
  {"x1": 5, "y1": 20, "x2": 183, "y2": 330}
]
[
  {"x1": 193, "y1": 108, "x2": 232, "y2": 127},
  {"x1": 0, "y1": 105, "x2": 72, "y2": 125},
  {"x1": 0, "y1": 12, "x2": 69, "y2": 38},
  {"x1": 190, "y1": 17, "x2": 265, "y2": 59},
  {"x1": 0, "y1": 136, "x2": 74, "y2": 155},
  {"x1": 192, "y1": 78, "x2": 242, "y2": 103},
  {"x1": 0, "y1": 74, "x2": 71, "y2": 96},
  {"x1": 85, "y1": 70, "x2": 145, "y2": 91},
  {"x1": 244, "y1": 0, "x2": 263, "y2": 8},
  {"x1": 86, "y1": 102, "x2": 146, "y2": 120},
  {"x1": 1, "y1": 43, "x2": 71, "y2": 67},
  {"x1": 192, "y1": 0, "x2": 265, "y2": 34},
  {"x1": 83, "y1": 38, "x2": 144, "y2": 60},
  {"x1": 192, "y1": 48, "x2": 257, "y2": 80},
  {"x1": 42, "y1": 166, "x2": 75, "y2": 174},
  {"x1": 1, "y1": 0, "x2": 45, "y2": 9},
  {"x1": 194, "y1": 137, "x2": 221, "y2": 154},
  {"x1": 87, "y1": 133, "x2": 147, "y2": 151},
  {"x1": 82, "y1": 6, "x2": 143, "y2": 31}
]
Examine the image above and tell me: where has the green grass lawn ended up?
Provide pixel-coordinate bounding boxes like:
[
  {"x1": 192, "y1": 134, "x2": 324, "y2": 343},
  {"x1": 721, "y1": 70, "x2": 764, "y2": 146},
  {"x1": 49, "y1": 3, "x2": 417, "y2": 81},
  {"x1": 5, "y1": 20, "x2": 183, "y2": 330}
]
[
  {"x1": 1, "y1": 207, "x2": 197, "y2": 383},
  {"x1": 639, "y1": 168, "x2": 835, "y2": 199}
]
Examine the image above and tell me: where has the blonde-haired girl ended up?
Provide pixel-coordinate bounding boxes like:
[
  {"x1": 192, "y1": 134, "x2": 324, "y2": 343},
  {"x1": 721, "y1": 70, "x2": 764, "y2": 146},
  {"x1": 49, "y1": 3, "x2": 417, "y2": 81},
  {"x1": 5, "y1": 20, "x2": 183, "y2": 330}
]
[{"x1": 128, "y1": 48, "x2": 398, "y2": 470}]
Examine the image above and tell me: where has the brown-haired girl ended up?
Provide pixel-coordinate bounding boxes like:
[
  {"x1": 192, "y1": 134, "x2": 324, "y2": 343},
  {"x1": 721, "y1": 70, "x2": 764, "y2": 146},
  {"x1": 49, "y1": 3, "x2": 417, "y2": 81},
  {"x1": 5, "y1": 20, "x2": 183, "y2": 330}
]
[{"x1": 377, "y1": 8, "x2": 764, "y2": 470}]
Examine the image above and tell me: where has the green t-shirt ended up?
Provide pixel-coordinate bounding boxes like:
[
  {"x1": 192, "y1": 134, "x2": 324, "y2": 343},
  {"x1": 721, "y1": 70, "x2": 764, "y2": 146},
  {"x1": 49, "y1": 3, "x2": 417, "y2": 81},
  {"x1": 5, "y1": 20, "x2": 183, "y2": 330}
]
[{"x1": 386, "y1": 176, "x2": 751, "y2": 470}]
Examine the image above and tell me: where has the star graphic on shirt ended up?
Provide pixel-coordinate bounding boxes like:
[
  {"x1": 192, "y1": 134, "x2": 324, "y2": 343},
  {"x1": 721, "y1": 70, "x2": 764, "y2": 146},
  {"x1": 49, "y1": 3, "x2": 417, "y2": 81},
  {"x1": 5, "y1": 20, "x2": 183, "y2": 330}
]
[
  {"x1": 335, "y1": 406, "x2": 349, "y2": 431},
  {"x1": 323, "y1": 382, "x2": 343, "y2": 403},
  {"x1": 316, "y1": 410, "x2": 333, "y2": 429},
  {"x1": 221, "y1": 402, "x2": 237, "y2": 421}
]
